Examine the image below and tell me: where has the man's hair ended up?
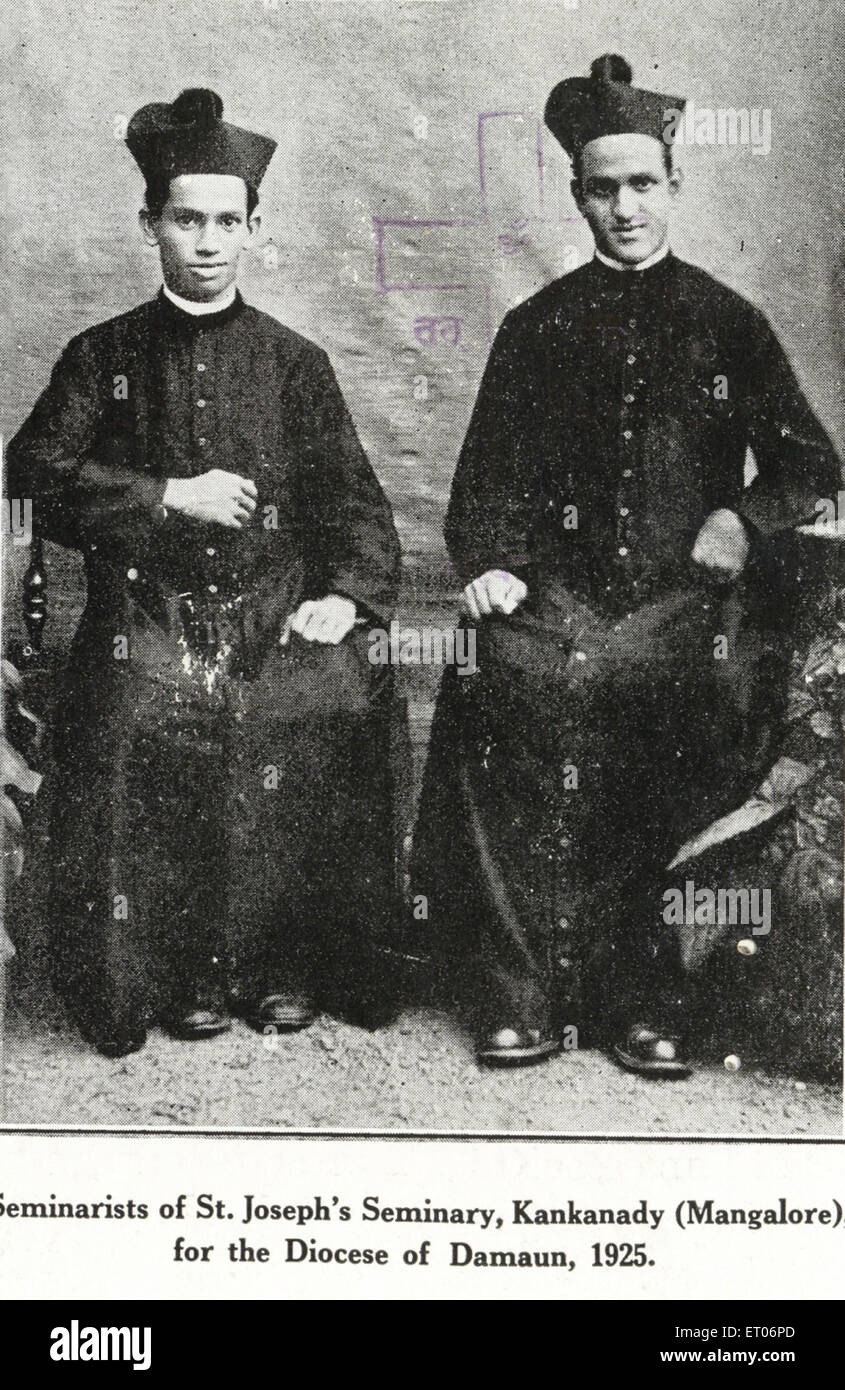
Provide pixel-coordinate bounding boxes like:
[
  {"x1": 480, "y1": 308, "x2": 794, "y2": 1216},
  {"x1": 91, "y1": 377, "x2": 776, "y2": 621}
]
[
  {"x1": 143, "y1": 175, "x2": 258, "y2": 219},
  {"x1": 571, "y1": 140, "x2": 673, "y2": 188}
]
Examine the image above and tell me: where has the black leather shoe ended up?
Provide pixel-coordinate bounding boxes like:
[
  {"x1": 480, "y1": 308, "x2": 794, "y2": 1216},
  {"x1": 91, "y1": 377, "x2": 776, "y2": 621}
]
[
  {"x1": 477, "y1": 1026, "x2": 560, "y2": 1067},
  {"x1": 165, "y1": 1000, "x2": 231, "y2": 1041},
  {"x1": 612, "y1": 1023, "x2": 692, "y2": 1078},
  {"x1": 248, "y1": 992, "x2": 315, "y2": 1033}
]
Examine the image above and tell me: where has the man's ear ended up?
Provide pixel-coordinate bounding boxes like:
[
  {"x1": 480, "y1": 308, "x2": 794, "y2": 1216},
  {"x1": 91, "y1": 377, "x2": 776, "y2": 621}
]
[
  {"x1": 570, "y1": 178, "x2": 585, "y2": 213},
  {"x1": 245, "y1": 210, "x2": 261, "y2": 247},
  {"x1": 139, "y1": 209, "x2": 160, "y2": 247},
  {"x1": 668, "y1": 165, "x2": 684, "y2": 199}
]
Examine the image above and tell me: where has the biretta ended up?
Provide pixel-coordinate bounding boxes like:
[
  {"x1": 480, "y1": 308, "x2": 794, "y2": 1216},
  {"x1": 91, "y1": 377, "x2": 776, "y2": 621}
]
[
  {"x1": 545, "y1": 55, "x2": 686, "y2": 157},
  {"x1": 126, "y1": 88, "x2": 277, "y2": 190}
]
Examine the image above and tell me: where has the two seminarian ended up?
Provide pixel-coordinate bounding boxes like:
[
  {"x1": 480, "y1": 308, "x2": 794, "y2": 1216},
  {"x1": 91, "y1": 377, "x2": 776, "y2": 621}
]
[{"x1": 8, "y1": 60, "x2": 840, "y2": 1076}]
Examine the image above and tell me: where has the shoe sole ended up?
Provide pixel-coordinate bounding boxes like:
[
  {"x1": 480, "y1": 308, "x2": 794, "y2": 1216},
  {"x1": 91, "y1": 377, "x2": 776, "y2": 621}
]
[
  {"x1": 252, "y1": 1014, "x2": 315, "y2": 1033},
  {"x1": 477, "y1": 1039, "x2": 561, "y2": 1067},
  {"x1": 612, "y1": 1046, "x2": 692, "y2": 1078},
  {"x1": 167, "y1": 1021, "x2": 232, "y2": 1041}
]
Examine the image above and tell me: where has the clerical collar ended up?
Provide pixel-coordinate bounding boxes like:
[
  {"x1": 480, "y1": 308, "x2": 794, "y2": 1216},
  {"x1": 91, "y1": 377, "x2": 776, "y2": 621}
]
[
  {"x1": 162, "y1": 283, "x2": 238, "y2": 315},
  {"x1": 594, "y1": 243, "x2": 671, "y2": 272}
]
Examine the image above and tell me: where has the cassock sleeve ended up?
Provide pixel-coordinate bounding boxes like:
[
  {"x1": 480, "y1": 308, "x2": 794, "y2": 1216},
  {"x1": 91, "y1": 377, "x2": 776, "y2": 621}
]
[
  {"x1": 5, "y1": 332, "x2": 166, "y2": 553},
  {"x1": 738, "y1": 308, "x2": 842, "y2": 539},
  {"x1": 444, "y1": 309, "x2": 538, "y2": 586},
  {"x1": 295, "y1": 347, "x2": 400, "y2": 624}
]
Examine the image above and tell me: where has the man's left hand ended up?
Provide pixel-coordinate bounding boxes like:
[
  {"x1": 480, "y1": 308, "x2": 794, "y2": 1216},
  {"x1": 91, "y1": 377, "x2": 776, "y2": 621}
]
[
  {"x1": 691, "y1": 509, "x2": 751, "y2": 580},
  {"x1": 280, "y1": 595, "x2": 357, "y2": 646}
]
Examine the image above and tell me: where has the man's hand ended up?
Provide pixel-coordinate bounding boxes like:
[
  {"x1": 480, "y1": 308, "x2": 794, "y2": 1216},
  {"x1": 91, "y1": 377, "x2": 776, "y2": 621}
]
[
  {"x1": 280, "y1": 595, "x2": 357, "y2": 646},
  {"x1": 163, "y1": 470, "x2": 258, "y2": 529},
  {"x1": 691, "y1": 509, "x2": 751, "y2": 580},
  {"x1": 461, "y1": 569, "x2": 528, "y2": 620}
]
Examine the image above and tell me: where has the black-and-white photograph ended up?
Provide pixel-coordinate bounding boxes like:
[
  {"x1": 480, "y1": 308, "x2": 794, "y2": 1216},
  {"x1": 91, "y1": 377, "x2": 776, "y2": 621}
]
[{"x1": 2, "y1": 0, "x2": 842, "y2": 1141}]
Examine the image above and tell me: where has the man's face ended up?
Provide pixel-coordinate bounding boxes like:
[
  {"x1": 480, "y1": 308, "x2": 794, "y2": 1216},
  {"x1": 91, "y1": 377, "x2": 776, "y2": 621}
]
[
  {"x1": 573, "y1": 134, "x2": 681, "y2": 265},
  {"x1": 141, "y1": 173, "x2": 260, "y2": 301}
]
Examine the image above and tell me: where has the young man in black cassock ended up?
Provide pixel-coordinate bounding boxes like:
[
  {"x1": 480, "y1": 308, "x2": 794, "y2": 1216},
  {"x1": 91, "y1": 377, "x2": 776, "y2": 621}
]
[
  {"x1": 413, "y1": 56, "x2": 841, "y2": 1075},
  {"x1": 7, "y1": 89, "x2": 402, "y2": 1056}
]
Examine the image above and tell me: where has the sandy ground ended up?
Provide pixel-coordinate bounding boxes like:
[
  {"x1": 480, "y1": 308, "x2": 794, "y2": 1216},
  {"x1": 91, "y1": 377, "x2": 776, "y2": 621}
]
[{"x1": 2, "y1": 999, "x2": 839, "y2": 1137}]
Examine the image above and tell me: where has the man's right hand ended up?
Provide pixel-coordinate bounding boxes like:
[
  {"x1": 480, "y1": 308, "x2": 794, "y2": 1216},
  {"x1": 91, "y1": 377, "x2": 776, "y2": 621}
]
[
  {"x1": 461, "y1": 569, "x2": 528, "y2": 619},
  {"x1": 163, "y1": 470, "x2": 258, "y2": 529}
]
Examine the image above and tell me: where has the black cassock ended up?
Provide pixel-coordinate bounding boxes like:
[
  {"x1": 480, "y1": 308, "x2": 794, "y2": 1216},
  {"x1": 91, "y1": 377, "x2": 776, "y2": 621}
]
[
  {"x1": 413, "y1": 252, "x2": 841, "y2": 1037},
  {"x1": 7, "y1": 290, "x2": 402, "y2": 1047}
]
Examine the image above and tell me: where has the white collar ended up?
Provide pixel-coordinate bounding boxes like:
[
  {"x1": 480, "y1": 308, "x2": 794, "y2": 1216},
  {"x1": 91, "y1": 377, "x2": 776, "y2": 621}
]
[
  {"x1": 162, "y1": 283, "x2": 238, "y2": 315},
  {"x1": 595, "y1": 243, "x2": 670, "y2": 273}
]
